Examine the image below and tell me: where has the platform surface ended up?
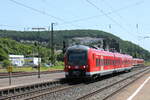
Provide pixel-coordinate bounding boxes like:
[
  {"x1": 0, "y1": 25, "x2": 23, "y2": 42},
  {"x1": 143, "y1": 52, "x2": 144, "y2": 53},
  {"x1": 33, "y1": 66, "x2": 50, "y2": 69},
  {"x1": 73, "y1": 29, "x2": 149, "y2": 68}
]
[
  {"x1": 0, "y1": 72, "x2": 65, "y2": 90},
  {"x1": 108, "y1": 71, "x2": 150, "y2": 100}
]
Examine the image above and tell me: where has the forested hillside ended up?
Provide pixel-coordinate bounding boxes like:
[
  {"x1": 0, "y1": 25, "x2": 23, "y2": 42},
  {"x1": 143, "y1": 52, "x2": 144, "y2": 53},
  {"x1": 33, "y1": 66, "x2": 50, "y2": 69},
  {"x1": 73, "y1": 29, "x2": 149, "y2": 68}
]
[
  {"x1": 0, "y1": 38, "x2": 51, "y2": 62},
  {"x1": 0, "y1": 29, "x2": 150, "y2": 60}
]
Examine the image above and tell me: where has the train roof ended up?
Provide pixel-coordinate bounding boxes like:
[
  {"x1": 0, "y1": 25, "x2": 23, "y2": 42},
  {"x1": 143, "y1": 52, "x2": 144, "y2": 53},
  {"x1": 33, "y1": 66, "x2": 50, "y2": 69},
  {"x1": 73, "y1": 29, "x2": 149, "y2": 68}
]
[
  {"x1": 66, "y1": 45, "x2": 133, "y2": 59},
  {"x1": 90, "y1": 48, "x2": 114, "y2": 57},
  {"x1": 67, "y1": 45, "x2": 90, "y2": 51},
  {"x1": 114, "y1": 53, "x2": 124, "y2": 58},
  {"x1": 133, "y1": 58, "x2": 144, "y2": 61}
]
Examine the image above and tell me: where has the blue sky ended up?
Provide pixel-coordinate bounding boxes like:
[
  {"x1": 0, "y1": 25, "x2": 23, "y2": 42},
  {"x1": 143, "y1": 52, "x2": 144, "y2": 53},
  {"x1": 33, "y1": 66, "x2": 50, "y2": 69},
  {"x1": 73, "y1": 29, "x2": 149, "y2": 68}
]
[{"x1": 0, "y1": 0, "x2": 150, "y2": 51}]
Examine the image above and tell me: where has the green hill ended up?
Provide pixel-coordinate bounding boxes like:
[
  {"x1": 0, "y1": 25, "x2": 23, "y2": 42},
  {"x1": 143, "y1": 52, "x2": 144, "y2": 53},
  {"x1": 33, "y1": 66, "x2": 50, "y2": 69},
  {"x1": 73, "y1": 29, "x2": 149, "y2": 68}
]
[
  {"x1": 0, "y1": 29, "x2": 150, "y2": 60},
  {"x1": 0, "y1": 38, "x2": 51, "y2": 62}
]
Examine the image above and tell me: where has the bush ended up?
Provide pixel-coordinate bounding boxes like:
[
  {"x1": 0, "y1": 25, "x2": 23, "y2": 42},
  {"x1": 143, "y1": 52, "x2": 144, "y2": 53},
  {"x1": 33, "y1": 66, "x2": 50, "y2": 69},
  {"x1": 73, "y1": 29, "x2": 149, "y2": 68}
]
[
  {"x1": 56, "y1": 53, "x2": 64, "y2": 61},
  {"x1": 55, "y1": 61, "x2": 64, "y2": 66}
]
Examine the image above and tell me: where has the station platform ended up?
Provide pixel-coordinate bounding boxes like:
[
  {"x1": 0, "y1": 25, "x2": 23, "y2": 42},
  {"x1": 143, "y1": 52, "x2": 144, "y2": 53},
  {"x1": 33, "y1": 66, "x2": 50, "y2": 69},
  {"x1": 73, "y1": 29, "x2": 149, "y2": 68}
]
[
  {"x1": 0, "y1": 72, "x2": 65, "y2": 90},
  {"x1": 108, "y1": 71, "x2": 150, "y2": 100}
]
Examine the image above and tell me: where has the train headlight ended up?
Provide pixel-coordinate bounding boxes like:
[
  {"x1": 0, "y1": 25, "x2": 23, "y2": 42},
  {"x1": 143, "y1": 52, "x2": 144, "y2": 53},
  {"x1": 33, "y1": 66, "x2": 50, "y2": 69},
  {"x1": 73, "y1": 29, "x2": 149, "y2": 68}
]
[
  {"x1": 83, "y1": 66, "x2": 86, "y2": 68},
  {"x1": 68, "y1": 66, "x2": 71, "y2": 69}
]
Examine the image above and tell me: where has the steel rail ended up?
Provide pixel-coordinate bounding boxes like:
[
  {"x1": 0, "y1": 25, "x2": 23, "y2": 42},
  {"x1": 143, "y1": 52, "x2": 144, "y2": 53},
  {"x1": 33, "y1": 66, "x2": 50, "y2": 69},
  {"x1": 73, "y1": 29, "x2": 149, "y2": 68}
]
[
  {"x1": 0, "y1": 66, "x2": 147, "y2": 100},
  {"x1": 1, "y1": 83, "x2": 69, "y2": 100},
  {"x1": 103, "y1": 68, "x2": 150, "y2": 100},
  {"x1": 0, "y1": 79, "x2": 65, "y2": 99},
  {"x1": 23, "y1": 84, "x2": 84, "y2": 100},
  {"x1": 20, "y1": 67, "x2": 149, "y2": 100},
  {"x1": 1, "y1": 81, "x2": 84, "y2": 100},
  {"x1": 77, "y1": 67, "x2": 150, "y2": 100}
]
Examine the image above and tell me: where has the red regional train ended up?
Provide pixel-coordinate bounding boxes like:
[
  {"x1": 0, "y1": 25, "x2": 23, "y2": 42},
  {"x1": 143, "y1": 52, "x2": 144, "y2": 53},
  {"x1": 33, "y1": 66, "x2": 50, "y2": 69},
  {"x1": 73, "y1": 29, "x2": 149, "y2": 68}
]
[
  {"x1": 64, "y1": 45, "x2": 144, "y2": 79},
  {"x1": 133, "y1": 58, "x2": 144, "y2": 66}
]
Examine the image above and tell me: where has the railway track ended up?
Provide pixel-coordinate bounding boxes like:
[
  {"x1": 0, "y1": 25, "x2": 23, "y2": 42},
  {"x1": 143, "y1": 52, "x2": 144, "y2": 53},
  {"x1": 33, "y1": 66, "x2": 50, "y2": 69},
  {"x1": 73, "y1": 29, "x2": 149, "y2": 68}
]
[
  {"x1": 77, "y1": 67, "x2": 150, "y2": 100},
  {"x1": 23, "y1": 82, "x2": 85, "y2": 100},
  {"x1": 1, "y1": 83, "x2": 71, "y2": 100},
  {"x1": 0, "y1": 66, "x2": 149, "y2": 100},
  {"x1": 0, "y1": 79, "x2": 67, "y2": 100},
  {"x1": 24, "y1": 67, "x2": 150, "y2": 100},
  {"x1": 0, "y1": 79, "x2": 84, "y2": 100},
  {"x1": 0, "y1": 70, "x2": 63, "y2": 78}
]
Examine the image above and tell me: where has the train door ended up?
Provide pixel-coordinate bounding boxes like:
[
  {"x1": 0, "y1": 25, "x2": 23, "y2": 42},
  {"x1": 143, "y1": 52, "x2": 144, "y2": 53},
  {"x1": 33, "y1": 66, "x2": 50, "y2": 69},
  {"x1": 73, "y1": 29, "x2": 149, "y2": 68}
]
[
  {"x1": 100, "y1": 56, "x2": 104, "y2": 71},
  {"x1": 90, "y1": 53, "x2": 97, "y2": 72},
  {"x1": 95, "y1": 55, "x2": 101, "y2": 72},
  {"x1": 110, "y1": 56, "x2": 114, "y2": 70},
  {"x1": 113, "y1": 55, "x2": 116, "y2": 70}
]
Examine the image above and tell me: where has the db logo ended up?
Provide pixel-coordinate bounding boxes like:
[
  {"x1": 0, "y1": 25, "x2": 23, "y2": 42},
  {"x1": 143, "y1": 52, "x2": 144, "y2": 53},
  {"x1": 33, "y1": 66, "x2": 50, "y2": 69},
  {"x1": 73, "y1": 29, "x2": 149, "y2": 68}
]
[{"x1": 75, "y1": 66, "x2": 79, "y2": 69}]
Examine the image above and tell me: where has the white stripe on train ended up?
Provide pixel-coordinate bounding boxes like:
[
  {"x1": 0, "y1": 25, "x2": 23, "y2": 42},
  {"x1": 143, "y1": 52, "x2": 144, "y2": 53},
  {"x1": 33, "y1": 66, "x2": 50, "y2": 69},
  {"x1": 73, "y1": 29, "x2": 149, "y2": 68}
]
[
  {"x1": 65, "y1": 67, "x2": 133, "y2": 76},
  {"x1": 86, "y1": 67, "x2": 133, "y2": 76}
]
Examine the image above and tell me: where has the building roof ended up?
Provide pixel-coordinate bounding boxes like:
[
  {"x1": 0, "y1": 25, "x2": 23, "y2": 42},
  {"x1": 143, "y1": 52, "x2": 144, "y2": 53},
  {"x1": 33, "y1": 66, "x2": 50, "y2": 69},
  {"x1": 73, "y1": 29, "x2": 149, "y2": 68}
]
[{"x1": 9, "y1": 55, "x2": 24, "y2": 58}]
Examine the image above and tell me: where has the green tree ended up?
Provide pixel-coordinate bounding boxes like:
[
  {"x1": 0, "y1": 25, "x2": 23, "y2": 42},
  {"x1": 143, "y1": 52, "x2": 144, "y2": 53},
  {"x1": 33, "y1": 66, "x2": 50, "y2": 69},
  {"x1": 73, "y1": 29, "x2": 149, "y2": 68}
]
[
  {"x1": 2, "y1": 60, "x2": 11, "y2": 68},
  {"x1": 0, "y1": 48, "x2": 8, "y2": 61}
]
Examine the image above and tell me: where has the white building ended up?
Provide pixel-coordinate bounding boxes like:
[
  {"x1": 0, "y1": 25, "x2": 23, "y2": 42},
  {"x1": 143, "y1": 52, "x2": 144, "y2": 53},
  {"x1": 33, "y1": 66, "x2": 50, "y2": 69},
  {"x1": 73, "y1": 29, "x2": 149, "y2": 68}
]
[
  {"x1": 24, "y1": 57, "x2": 41, "y2": 66},
  {"x1": 9, "y1": 55, "x2": 25, "y2": 67}
]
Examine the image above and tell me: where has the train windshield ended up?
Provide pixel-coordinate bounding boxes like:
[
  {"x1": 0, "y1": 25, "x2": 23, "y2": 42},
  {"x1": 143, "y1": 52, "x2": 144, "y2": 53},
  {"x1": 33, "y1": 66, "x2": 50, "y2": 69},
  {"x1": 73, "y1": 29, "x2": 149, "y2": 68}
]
[{"x1": 68, "y1": 50, "x2": 87, "y2": 66}]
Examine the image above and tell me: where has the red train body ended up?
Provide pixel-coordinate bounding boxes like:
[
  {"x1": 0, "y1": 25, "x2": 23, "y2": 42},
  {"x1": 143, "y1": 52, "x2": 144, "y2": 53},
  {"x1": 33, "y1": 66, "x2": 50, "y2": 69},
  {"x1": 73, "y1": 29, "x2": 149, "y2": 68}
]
[
  {"x1": 64, "y1": 45, "x2": 144, "y2": 79},
  {"x1": 133, "y1": 58, "x2": 144, "y2": 65}
]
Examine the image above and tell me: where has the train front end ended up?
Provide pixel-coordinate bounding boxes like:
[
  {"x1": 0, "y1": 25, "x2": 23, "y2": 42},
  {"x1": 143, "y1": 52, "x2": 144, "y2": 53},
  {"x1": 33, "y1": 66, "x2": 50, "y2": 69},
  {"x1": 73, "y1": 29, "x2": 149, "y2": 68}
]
[{"x1": 64, "y1": 45, "x2": 89, "y2": 79}]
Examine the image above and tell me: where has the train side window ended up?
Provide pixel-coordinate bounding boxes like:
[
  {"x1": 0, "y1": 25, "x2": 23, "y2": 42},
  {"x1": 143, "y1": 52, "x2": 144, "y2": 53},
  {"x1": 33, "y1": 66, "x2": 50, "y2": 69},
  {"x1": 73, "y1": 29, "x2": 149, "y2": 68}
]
[
  {"x1": 103, "y1": 59, "x2": 105, "y2": 65},
  {"x1": 96, "y1": 59, "x2": 99, "y2": 67},
  {"x1": 107, "y1": 59, "x2": 109, "y2": 65},
  {"x1": 99, "y1": 59, "x2": 101, "y2": 66},
  {"x1": 100, "y1": 59, "x2": 103, "y2": 66},
  {"x1": 110, "y1": 60, "x2": 112, "y2": 65},
  {"x1": 114, "y1": 60, "x2": 116, "y2": 65},
  {"x1": 96, "y1": 59, "x2": 97, "y2": 66},
  {"x1": 102, "y1": 59, "x2": 104, "y2": 66},
  {"x1": 113, "y1": 60, "x2": 114, "y2": 65}
]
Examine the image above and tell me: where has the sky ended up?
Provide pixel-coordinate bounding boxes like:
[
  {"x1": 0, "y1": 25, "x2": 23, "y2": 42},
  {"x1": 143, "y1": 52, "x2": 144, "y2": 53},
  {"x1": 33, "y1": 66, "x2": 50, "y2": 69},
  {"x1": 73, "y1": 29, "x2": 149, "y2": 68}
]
[{"x1": 0, "y1": 0, "x2": 150, "y2": 51}]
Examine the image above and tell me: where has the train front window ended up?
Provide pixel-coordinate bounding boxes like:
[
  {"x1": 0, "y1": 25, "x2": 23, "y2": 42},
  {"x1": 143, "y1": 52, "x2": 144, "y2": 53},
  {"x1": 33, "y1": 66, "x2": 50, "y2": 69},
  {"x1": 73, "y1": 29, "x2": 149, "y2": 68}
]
[{"x1": 68, "y1": 51, "x2": 87, "y2": 66}]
